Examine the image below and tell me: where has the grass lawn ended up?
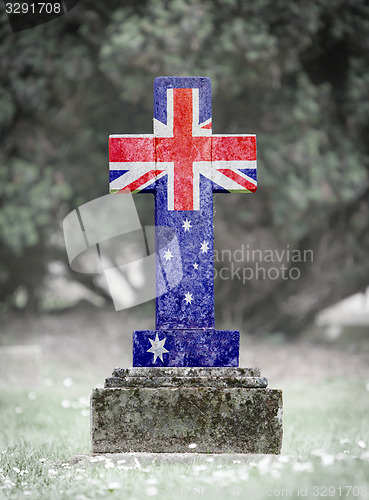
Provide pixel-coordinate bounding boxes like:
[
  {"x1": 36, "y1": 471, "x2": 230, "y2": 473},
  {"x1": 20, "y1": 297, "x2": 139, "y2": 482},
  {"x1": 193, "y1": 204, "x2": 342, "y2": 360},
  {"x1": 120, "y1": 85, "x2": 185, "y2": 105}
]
[{"x1": 1, "y1": 376, "x2": 369, "y2": 499}]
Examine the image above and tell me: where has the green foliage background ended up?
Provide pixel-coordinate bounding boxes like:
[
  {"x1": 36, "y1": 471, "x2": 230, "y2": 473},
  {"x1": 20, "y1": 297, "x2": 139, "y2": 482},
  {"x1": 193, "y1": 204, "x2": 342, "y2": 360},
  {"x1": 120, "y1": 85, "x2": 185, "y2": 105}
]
[{"x1": 0, "y1": 0, "x2": 368, "y2": 333}]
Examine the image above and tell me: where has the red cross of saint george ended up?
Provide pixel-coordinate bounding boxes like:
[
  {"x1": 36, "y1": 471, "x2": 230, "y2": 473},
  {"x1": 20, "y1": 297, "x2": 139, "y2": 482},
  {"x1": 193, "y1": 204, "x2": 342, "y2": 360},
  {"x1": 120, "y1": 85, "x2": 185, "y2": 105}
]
[{"x1": 109, "y1": 84, "x2": 257, "y2": 211}]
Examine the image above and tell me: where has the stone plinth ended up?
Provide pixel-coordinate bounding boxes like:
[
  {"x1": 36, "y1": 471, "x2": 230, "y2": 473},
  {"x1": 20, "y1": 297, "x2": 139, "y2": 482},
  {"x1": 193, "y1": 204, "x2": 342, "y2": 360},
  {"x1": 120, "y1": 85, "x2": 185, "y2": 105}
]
[{"x1": 91, "y1": 368, "x2": 283, "y2": 454}]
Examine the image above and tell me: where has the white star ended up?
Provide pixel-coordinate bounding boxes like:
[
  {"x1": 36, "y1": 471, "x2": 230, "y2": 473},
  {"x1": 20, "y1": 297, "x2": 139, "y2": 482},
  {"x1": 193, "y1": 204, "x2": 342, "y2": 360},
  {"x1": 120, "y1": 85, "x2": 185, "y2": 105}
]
[
  {"x1": 200, "y1": 241, "x2": 209, "y2": 253},
  {"x1": 193, "y1": 263, "x2": 199, "y2": 270},
  {"x1": 163, "y1": 249, "x2": 173, "y2": 261},
  {"x1": 147, "y1": 333, "x2": 169, "y2": 363},
  {"x1": 182, "y1": 218, "x2": 192, "y2": 232},
  {"x1": 184, "y1": 291, "x2": 194, "y2": 305}
]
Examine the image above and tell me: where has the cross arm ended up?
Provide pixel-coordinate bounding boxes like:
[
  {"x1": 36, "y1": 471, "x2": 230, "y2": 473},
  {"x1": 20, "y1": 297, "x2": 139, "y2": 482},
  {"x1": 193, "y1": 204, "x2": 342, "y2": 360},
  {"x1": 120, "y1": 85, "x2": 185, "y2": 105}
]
[
  {"x1": 211, "y1": 135, "x2": 257, "y2": 193},
  {"x1": 109, "y1": 134, "x2": 161, "y2": 194}
]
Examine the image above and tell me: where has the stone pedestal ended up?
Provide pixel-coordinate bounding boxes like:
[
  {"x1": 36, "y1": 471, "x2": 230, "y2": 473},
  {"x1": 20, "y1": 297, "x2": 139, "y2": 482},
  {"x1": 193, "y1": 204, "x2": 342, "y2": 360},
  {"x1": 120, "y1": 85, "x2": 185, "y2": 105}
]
[{"x1": 91, "y1": 367, "x2": 283, "y2": 454}]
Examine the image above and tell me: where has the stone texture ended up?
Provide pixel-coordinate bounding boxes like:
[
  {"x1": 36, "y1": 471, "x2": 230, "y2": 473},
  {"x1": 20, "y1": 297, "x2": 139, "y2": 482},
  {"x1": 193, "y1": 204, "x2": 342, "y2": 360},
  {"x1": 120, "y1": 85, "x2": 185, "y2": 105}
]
[
  {"x1": 105, "y1": 376, "x2": 268, "y2": 388},
  {"x1": 91, "y1": 367, "x2": 282, "y2": 454},
  {"x1": 133, "y1": 329, "x2": 239, "y2": 367},
  {"x1": 106, "y1": 367, "x2": 267, "y2": 388},
  {"x1": 113, "y1": 367, "x2": 261, "y2": 377},
  {"x1": 92, "y1": 78, "x2": 281, "y2": 455}
]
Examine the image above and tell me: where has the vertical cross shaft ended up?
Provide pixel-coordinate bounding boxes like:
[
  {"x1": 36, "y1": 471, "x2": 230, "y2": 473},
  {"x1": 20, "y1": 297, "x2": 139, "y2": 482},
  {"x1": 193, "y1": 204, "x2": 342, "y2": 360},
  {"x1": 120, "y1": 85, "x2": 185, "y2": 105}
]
[{"x1": 154, "y1": 87, "x2": 214, "y2": 330}]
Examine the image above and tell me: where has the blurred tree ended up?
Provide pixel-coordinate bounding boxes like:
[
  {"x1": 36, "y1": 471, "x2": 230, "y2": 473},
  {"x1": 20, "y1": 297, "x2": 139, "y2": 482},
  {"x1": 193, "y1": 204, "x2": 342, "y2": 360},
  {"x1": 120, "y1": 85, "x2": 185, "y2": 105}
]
[{"x1": 0, "y1": 0, "x2": 368, "y2": 334}]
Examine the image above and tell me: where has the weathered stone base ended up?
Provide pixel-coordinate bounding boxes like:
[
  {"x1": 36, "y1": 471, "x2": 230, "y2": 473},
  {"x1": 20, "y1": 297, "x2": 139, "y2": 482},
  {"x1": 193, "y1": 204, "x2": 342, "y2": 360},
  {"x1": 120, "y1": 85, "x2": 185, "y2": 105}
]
[{"x1": 91, "y1": 368, "x2": 283, "y2": 454}]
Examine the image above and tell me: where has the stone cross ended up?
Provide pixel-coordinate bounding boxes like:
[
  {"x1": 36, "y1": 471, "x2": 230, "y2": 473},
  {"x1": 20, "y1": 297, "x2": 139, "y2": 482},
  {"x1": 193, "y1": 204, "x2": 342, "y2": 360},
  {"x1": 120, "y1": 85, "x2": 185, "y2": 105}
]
[{"x1": 109, "y1": 77, "x2": 257, "y2": 367}]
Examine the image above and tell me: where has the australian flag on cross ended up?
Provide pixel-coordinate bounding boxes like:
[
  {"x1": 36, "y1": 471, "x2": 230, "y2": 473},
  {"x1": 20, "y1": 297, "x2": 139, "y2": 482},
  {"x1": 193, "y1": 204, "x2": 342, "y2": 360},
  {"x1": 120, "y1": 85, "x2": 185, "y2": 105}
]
[{"x1": 108, "y1": 77, "x2": 257, "y2": 366}]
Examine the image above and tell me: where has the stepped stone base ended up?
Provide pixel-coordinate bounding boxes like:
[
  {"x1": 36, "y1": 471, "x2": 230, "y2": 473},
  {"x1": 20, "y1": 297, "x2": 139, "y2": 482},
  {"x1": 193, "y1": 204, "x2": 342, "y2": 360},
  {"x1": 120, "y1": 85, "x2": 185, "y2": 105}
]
[{"x1": 91, "y1": 367, "x2": 283, "y2": 454}]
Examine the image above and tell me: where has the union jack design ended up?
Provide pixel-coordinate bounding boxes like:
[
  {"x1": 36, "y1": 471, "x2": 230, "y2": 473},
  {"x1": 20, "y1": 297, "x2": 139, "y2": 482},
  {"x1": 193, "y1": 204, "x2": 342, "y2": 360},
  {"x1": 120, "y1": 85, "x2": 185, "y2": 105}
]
[{"x1": 109, "y1": 78, "x2": 257, "y2": 211}]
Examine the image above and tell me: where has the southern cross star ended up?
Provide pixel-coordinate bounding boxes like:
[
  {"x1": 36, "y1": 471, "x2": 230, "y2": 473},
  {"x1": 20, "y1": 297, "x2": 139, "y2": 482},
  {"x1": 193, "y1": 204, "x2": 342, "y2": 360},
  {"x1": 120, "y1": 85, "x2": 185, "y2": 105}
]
[
  {"x1": 147, "y1": 333, "x2": 169, "y2": 363},
  {"x1": 182, "y1": 218, "x2": 192, "y2": 232},
  {"x1": 200, "y1": 241, "x2": 209, "y2": 254},
  {"x1": 184, "y1": 291, "x2": 194, "y2": 305},
  {"x1": 163, "y1": 249, "x2": 173, "y2": 261}
]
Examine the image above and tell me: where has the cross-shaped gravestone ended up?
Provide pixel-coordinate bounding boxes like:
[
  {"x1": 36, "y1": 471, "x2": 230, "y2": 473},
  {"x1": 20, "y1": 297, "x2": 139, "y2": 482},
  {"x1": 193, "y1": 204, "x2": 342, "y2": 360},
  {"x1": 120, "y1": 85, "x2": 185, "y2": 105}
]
[{"x1": 109, "y1": 77, "x2": 257, "y2": 367}]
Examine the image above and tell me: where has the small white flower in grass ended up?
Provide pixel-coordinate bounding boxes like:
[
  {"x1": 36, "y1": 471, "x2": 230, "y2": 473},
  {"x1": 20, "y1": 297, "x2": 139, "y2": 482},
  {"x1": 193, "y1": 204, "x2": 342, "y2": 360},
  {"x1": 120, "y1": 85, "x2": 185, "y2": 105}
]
[
  {"x1": 21, "y1": 482, "x2": 27, "y2": 486},
  {"x1": 256, "y1": 455, "x2": 272, "y2": 473},
  {"x1": 193, "y1": 465, "x2": 207, "y2": 472},
  {"x1": 146, "y1": 486, "x2": 159, "y2": 496},
  {"x1": 117, "y1": 459, "x2": 126, "y2": 464},
  {"x1": 311, "y1": 449, "x2": 325, "y2": 457},
  {"x1": 335, "y1": 453, "x2": 349, "y2": 460},
  {"x1": 146, "y1": 477, "x2": 158, "y2": 485},
  {"x1": 61, "y1": 400, "x2": 70, "y2": 409},
  {"x1": 339, "y1": 438, "x2": 349, "y2": 444},
  {"x1": 90, "y1": 458, "x2": 99, "y2": 463},
  {"x1": 39, "y1": 459, "x2": 46, "y2": 463},
  {"x1": 277, "y1": 455, "x2": 290, "y2": 463},
  {"x1": 15, "y1": 407, "x2": 22, "y2": 414},
  {"x1": 104, "y1": 462, "x2": 114, "y2": 469},
  {"x1": 292, "y1": 462, "x2": 314, "y2": 472},
  {"x1": 272, "y1": 461, "x2": 283, "y2": 470},
  {"x1": 48, "y1": 469, "x2": 58, "y2": 477},
  {"x1": 78, "y1": 396, "x2": 89, "y2": 407},
  {"x1": 108, "y1": 482, "x2": 121, "y2": 491},
  {"x1": 238, "y1": 467, "x2": 249, "y2": 481},
  {"x1": 358, "y1": 440, "x2": 367, "y2": 449},
  {"x1": 24, "y1": 491, "x2": 31, "y2": 496},
  {"x1": 321, "y1": 454, "x2": 335, "y2": 466},
  {"x1": 188, "y1": 443, "x2": 197, "y2": 449},
  {"x1": 63, "y1": 378, "x2": 73, "y2": 387},
  {"x1": 271, "y1": 469, "x2": 281, "y2": 479},
  {"x1": 13, "y1": 467, "x2": 20, "y2": 474}
]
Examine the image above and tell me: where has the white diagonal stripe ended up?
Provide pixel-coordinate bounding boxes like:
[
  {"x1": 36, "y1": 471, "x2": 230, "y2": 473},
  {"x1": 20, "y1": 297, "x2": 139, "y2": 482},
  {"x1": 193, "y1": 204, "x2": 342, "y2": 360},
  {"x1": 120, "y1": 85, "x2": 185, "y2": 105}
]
[
  {"x1": 109, "y1": 162, "x2": 156, "y2": 191},
  {"x1": 212, "y1": 160, "x2": 257, "y2": 170},
  {"x1": 196, "y1": 162, "x2": 256, "y2": 191},
  {"x1": 154, "y1": 89, "x2": 173, "y2": 137}
]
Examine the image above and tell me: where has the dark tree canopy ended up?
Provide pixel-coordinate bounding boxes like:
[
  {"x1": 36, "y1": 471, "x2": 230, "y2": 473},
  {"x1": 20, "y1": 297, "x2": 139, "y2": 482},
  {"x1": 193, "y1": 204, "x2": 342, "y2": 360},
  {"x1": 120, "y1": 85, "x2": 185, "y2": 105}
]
[{"x1": 0, "y1": 0, "x2": 369, "y2": 334}]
